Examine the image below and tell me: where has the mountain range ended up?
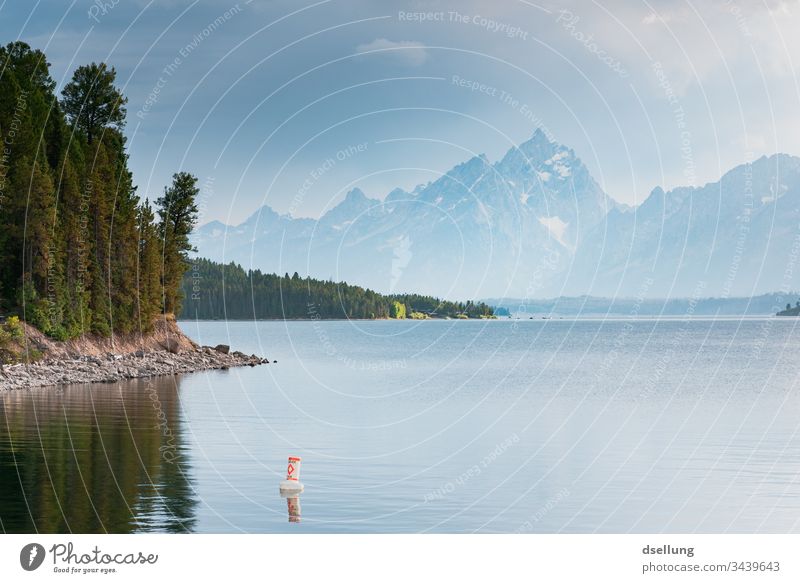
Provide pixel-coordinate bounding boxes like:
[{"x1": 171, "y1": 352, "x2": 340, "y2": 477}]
[{"x1": 191, "y1": 130, "x2": 800, "y2": 300}]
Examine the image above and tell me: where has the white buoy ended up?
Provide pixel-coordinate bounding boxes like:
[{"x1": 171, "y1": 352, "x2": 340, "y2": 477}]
[{"x1": 279, "y1": 456, "x2": 304, "y2": 494}]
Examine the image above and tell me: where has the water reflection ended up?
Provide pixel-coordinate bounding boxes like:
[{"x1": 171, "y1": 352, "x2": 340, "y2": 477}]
[
  {"x1": 285, "y1": 494, "x2": 301, "y2": 523},
  {"x1": 0, "y1": 377, "x2": 197, "y2": 533}
]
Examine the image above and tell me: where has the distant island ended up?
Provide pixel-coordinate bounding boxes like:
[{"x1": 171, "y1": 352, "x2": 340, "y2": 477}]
[
  {"x1": 180, "y1": 258, "x2": 495, "y2": 320},
  {"x1": 777, "y1": 302, "x2": 800, "y2": 316},
  {"x1": 491, "y1": 294, "x2": 800, "y2": 317}
]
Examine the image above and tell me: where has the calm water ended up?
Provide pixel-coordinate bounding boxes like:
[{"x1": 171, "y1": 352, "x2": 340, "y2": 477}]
[{"x1": 2, "y1": 318, "x2": 800, "y2": 533}]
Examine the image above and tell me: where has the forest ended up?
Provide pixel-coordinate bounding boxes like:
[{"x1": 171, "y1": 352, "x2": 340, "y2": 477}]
[
  {"x1": 0, "y1": 42, "x2": 198, "y2": 340},
  {"x1": 180, "y1": 258, "x2": 495, "y2": 320}
]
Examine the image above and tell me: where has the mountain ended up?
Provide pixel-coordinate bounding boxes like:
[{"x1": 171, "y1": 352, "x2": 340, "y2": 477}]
[
  {"x1": 192, "y1": 131, "x2": 800, "y2": 299},
  {"x1": 568, "y1": 153, "x2": 800, "y2": 298}
]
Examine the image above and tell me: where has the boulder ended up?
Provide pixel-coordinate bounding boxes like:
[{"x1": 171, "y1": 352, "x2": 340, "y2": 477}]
[
  {"x1": 161, "y1": 338, "x2": 181, "y2": 354},
  {"x1": 214, "y1": 344, "x2": 230, "y2": 354}
]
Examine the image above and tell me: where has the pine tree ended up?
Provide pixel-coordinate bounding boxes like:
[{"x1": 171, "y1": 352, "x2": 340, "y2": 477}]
[
  {"x1": 157, "y1": 172, "x2": 199, "y2": 315},
  {"x1": 61, "y1": 63, "x2": 127, "y2": 145},
  {"x1": 137, "y1": 200, "x2": 162, "y2": 330},
  {"x1": 18, "y1": 156, "x2": 59, "y2": 335},
  {"x1": 56, "y1": 153, "x2": 91, "y2": 336},
  {"x1": 107, "y1": 149, "x2": 139, "y2": 333},
  {"x1": 0, "y1": 42, "x2": 56, "y2": 311}
]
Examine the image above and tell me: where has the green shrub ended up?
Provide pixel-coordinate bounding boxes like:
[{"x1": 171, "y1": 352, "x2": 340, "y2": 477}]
[
  {"x1": 3, "y1": 316, "x2": 23, "y2": 338},
  {"x1": 390, "y1": 300, "x2": 407, "y2": 319},
  {"x1": 0, "y1": 316, "x2": 24, "y2": 365}
]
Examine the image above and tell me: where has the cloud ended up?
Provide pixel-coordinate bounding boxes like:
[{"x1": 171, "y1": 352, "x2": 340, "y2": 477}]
[{"x1": 354, "y1": 38, "x2": 429, "y2": 66}]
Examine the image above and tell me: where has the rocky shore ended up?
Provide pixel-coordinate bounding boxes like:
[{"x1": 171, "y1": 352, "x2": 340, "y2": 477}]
[
  {"x1": 0, "y1": 345, "x2": 269, "y2": 390},
  {"x1": 0, "y1": 317, "x2": 270, "y2": 391}
]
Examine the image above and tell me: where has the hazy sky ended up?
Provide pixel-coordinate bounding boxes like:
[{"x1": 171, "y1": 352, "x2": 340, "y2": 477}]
[{"x1": 2, "y1": 0, "x2": 799, "y2": 224}]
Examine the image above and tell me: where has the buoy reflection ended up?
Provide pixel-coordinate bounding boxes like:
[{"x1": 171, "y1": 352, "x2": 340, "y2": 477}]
[{"x1": 286, "y1": 495, "x2": 301, "y2": 523}]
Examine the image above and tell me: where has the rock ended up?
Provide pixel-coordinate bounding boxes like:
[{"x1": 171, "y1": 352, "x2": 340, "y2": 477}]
[
  {"x1": 161, "y1": 339, "x2": 181, "y2": 354},
  {"x1": 2, "y1": 336, "x2": 275, "y2": 391}
]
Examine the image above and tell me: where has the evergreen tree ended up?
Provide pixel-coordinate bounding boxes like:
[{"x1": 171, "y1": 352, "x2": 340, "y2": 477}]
[
  {"x1": 137, "y1": 200, "x2": 162, "y2": 330},
  {"x1": 56, "y1": 152, "x2": 91, "y2": 336},
  {"x1": 61, "y1": 62, "x2": 127, "y2": 144},
  {"x1": 157, "y1": 172, "x2": 199, "y2": 315},
  {"x1": 18, "y1": 156, "x2": 59, "y2": 335},
  {"x1": 0, "y1": 42, "x2": 57, "y2": 311}
]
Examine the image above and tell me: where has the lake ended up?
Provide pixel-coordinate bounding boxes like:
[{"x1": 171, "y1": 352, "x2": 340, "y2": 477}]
[{"x1": 2, "y1": 318, "x2": 800, "y2": 533}]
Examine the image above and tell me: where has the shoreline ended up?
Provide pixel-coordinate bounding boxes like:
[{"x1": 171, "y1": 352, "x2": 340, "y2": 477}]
[
  {"x1": 0, "y1": 346, "x2": 268, "y2": 391},
  {"x1": 0, "y1": 317, "x2": 269, "y2": 392},
  {"x1": 179, "y1": 316, "x2": 495, "y2": 322}
]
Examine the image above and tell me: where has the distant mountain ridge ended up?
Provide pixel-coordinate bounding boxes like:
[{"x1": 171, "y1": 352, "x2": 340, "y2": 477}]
[
  {"x1": 488, "y1": 293, "x2": 799, "y2": 317},
  {"x1": 192, "y1": 131, "x2": 800, "y2": 299}
]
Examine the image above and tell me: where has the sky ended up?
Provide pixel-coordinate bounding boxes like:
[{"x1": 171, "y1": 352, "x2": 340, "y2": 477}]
[{"x1": 2, "y1": 0, "x2": 799, "y2": 225}]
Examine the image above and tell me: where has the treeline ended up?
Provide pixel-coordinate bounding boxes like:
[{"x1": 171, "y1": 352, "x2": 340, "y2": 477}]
[
  {"x1": 0, "y1": 43, "x2": 198, "y2": 339},
  {"x1": 180, "y1": 258, "x2": 495, "y2": 320}
]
